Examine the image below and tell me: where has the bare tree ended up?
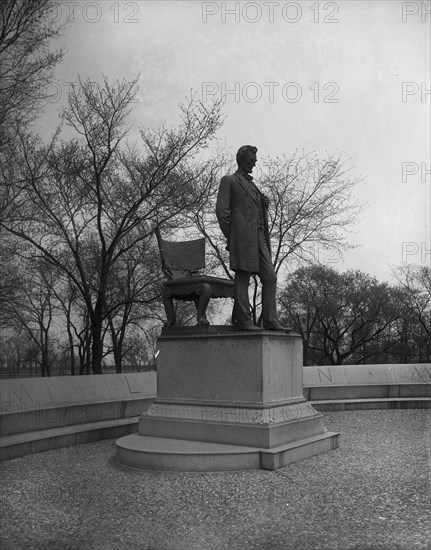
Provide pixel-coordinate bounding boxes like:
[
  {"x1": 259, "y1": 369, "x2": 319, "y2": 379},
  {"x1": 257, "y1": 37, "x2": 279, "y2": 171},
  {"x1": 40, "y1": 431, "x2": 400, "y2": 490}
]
[
  {"x1": 0, "y1": 0, "x2": 65, "y2": 218},
  {"x1": 0, "y1": 0, "x2": 64, "y2": 146},
  {"x1": 104, "y1": 236, "x2": 162, "y2": 373},
  {"x1": 49, "y1": 272, "x2": 94, "y2": 375},
  {"x1": 0, "y1": 1, "x2": 65, "y2": 335},
  {"x1": 392, "y1": 264, "x2": 431, "y2": 340},
  {"x1": 0, "y1": 232, "x2": 21, "y2": 324},
  {"x1": 8, "y1": 258, "x2": 60, "y2": 376},
  {"x1": 1, "y1": 76, "x2": 224, "y2": 373},
  {"x1": 260, "y1": 152, "x2": 363, "y2": 271},
  {"x1": 279, "y1": 265, "x2": 401, "y2": 365}
]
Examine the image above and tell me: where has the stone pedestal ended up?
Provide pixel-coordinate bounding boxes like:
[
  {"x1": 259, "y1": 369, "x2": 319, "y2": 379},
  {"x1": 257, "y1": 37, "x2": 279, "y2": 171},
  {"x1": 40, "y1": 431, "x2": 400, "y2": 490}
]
[{"x1": 116, "y1": 326, "x2": 340, "y2": 471}]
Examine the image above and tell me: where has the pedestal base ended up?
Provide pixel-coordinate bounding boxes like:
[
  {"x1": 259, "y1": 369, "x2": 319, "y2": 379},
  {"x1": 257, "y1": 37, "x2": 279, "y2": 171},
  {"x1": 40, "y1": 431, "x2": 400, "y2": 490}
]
[
  {"x1": 116, "y1": 327, "x2": 340, "y2": 471},
  {"x1": 116, "y1": 431, "x2": 340, "y2": 471}
]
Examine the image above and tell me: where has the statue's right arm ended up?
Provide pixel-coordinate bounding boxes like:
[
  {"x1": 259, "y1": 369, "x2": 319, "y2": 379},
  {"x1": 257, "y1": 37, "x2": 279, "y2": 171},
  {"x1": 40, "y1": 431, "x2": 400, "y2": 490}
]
[{"x1": 216, "y1": 176, "x2": 232, "y2": 245}]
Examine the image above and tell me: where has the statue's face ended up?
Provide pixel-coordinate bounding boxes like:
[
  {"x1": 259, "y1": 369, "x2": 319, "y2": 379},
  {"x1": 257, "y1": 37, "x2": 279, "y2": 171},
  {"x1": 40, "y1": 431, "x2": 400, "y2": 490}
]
[{"x1": 241, "y1": 151, "x2": 257, "y2": 174}]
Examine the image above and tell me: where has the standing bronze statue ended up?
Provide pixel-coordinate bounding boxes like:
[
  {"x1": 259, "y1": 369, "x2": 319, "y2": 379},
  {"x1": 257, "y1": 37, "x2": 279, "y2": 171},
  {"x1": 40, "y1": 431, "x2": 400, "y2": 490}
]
[{"x1": 216, "y1": 145, "x2": 290, "y2": 331}]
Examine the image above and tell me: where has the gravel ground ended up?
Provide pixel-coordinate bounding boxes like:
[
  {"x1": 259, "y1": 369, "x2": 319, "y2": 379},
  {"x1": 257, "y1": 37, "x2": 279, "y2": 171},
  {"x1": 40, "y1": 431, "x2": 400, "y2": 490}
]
[{"x1": 0, "y1": 409, "x2": 430, "y2": 550}]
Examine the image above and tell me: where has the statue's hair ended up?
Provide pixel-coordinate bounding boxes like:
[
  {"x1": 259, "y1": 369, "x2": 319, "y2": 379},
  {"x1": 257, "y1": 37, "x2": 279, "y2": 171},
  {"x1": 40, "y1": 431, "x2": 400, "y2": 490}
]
[{"x1": 236, "y1": 145, "x2": 257, "y2": 165}]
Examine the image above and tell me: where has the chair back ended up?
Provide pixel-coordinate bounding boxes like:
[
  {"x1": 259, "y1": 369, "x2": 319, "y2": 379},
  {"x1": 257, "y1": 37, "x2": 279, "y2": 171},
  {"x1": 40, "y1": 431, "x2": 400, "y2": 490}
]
[{"x1": 155, "y1": 227, "x2": 205, "y2": 279}]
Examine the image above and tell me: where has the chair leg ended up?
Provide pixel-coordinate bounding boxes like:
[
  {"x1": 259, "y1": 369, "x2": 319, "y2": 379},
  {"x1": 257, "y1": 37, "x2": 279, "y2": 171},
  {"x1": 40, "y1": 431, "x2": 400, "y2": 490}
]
[
  {"x1": 162, "y1": 287, "x2": 176, "y2": 326},
  {"x1": 195, "y1": 283, "x2": 211, "y2": 325}
]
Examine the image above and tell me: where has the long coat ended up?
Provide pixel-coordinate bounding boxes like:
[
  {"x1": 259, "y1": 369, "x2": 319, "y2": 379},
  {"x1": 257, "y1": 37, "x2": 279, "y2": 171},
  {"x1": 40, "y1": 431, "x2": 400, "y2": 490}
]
[{"x1": 216, "y1": 170, "x2": 272, "y2": 273}]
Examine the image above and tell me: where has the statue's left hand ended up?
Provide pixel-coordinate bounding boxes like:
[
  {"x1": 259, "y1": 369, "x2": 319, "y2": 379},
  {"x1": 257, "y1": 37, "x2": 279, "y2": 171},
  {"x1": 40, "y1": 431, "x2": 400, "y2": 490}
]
[{"x1": 262, "y1": 194, "x2": 270, "y2": 209}]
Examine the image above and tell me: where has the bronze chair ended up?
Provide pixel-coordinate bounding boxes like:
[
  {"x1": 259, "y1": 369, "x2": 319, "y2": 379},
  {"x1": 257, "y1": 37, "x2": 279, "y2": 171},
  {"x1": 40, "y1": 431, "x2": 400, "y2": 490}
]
[{"x1": 155, "y1": 227, "x2": 234, "y2": 326}]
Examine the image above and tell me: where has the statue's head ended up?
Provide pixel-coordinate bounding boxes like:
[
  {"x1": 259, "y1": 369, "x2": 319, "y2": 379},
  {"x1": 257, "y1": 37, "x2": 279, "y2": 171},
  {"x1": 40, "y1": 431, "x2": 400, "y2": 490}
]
[{"x1": 236, "y1": 145, "x2": 257, "y2": 174}]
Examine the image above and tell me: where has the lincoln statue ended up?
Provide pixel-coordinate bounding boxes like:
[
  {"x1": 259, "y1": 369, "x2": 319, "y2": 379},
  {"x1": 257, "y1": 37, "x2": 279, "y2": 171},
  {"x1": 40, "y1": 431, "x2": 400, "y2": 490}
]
[{"x1": 216, "y1": 145, "x2": 290, "y2": 331}]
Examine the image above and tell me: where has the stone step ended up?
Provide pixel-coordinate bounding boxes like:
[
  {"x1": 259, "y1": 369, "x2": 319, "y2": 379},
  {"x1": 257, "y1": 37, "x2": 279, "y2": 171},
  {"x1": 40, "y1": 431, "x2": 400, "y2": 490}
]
[
  {"x1": 260, "y1": 431, "x2": 340, "y2": 470},
  {"x1": 115, "y1": 430, "x2": 340, "y2": 472},
  {"x1": 0, "y1": 417, "x2": 139, "y2": 462},
  {"x1": 116, "y1": 434, "x2": 262, "y2": 471}
]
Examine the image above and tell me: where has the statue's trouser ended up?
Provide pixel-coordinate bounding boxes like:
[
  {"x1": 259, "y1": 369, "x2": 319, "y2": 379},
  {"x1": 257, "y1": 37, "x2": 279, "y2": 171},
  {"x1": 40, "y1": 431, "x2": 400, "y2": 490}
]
[{"x1": 234, "y1": 230, "x2": 277, "y2": 327}]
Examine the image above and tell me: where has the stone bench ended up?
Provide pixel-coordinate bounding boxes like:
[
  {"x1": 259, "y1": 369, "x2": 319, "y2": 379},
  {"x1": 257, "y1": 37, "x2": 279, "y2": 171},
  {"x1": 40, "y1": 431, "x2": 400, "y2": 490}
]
[
  {"x1": 303, "y1": 364, "x2": 431, "y2": 411},
  {"x1": 0, "y1": 373, "x2": 156, "y2": 461}
]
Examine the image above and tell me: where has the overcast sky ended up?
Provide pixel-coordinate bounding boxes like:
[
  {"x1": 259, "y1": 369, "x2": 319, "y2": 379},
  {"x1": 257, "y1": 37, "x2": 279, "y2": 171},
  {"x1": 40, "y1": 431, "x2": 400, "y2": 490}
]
[{"x1": 39, "y1": 0, "x2": 430, "y2": 282}]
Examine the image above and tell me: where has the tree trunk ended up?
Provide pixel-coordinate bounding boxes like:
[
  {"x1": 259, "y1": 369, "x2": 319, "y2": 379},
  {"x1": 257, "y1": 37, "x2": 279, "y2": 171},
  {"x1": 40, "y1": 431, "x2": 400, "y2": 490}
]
[
  {"x1": 114, "y1": 348, "x2": 122, "y2": 373},
  {"x1": 108, "y1": 317, "x2": 122, "y2": 373},
  {"x1": 42, "y1": 332, "x2": 51, "y2": 377},
  {"x1": 91, "y1": 317, "x2": 103, "y2": 374},
  {"x1": 66, "y1": 318, "x2": 75, "y2": 376},
  {"x1": 302, "y1": 338, "x2": 309, "y2": 366}
]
